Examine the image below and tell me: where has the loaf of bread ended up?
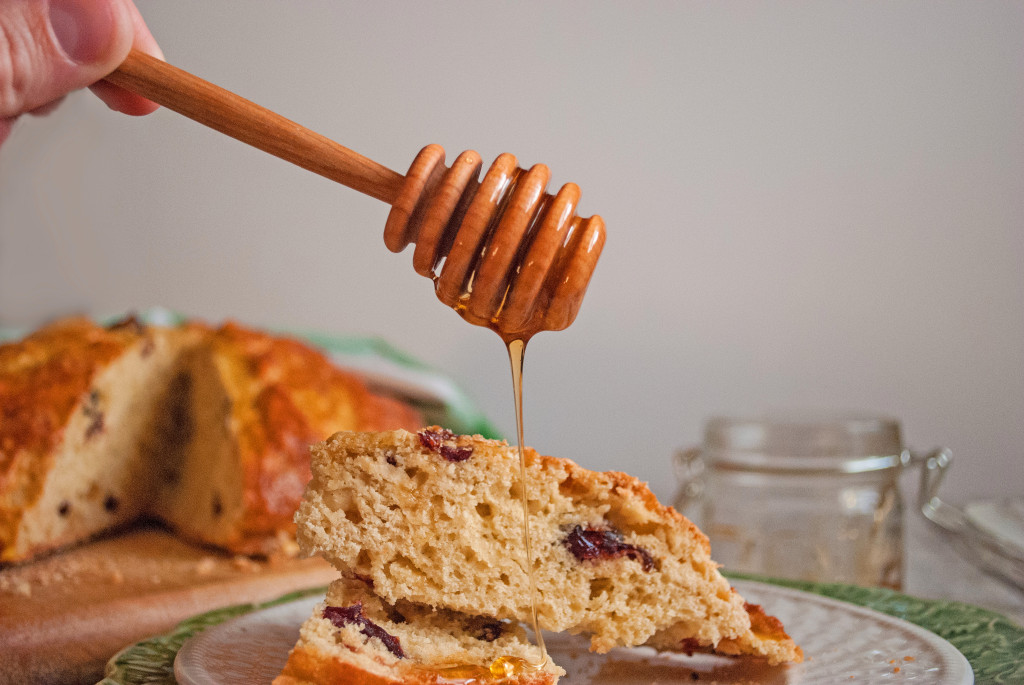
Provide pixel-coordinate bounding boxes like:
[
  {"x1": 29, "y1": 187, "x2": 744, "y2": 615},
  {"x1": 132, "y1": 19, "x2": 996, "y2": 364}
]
[
  {"x1": 294, "y1": 428, "x2": 802, "y2": 671},
  {"x1": 274, "y1": 578, "x2": 562, "y2": 685},
  {"x1": 0, "y1": 317, "x2": 422, "y2": 563}
]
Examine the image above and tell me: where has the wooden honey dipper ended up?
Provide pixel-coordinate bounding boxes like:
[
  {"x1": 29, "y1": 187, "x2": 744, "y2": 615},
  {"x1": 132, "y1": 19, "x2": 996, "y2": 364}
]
[{"x1": 105, "y1": 50, "x2": 606, "y2": 341}]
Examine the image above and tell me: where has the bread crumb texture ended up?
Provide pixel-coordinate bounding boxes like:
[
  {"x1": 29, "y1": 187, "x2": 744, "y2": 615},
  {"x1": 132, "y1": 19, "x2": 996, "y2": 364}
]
[{"x1": 296, "y1": 428, "x2": 802, "y2": 665}]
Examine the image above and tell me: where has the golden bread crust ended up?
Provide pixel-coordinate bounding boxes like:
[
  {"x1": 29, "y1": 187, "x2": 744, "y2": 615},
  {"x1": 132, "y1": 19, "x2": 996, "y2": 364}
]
[
  {"x1": 0, "y1": 318, "x2": 146, "y2": 553},
  {"x1": 275, "y1": 646, "x2": 558, "y2": 685},
  {"x1": 275, "y1": 645, "x2": 405, "y2": 685},
  {"x1": 745, "y1": 601, "x2": 797, "y2": 646},
  {"x1": 0, "y1": 318, "x2": 137, "y2": 478},
  {"x1": 204, "y1": 321, "x2": 421, "y2": 544}
]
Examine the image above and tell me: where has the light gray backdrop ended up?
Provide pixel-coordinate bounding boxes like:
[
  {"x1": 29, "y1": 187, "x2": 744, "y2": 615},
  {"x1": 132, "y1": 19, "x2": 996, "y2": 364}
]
[{"x1": 2, "y1": 1, "x2": 1021, "y2": 506}]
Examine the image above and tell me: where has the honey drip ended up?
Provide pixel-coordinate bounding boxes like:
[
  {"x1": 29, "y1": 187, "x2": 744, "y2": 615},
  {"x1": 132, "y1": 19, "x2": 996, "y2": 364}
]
[
  {"x1": 419, "y1": 146, "x2": 605, "y2": 672},
  {"x1": 422, "y1": 655, "x2": 540, "y2": 683},
  {"x1": 506, "y1": 337, "x2": 548, "y2": 668},
  {"x1": 415, "y1": 336, "x2": 549, "y2": 679},
  {"x1": 431, "y1": 250, "x2": 561, "y2": 671}
]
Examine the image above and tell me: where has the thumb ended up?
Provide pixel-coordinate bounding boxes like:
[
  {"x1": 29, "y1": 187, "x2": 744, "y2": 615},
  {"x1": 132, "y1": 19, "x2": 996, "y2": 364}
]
[{"x1": 0, "y1": 0, "x2": 136, "y2": 118}]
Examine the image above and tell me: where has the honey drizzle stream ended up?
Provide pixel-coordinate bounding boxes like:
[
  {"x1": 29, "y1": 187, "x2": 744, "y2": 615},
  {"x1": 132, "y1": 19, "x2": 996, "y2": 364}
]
[
  {"x1": 505, "y1": 336, "x2": 548, "y2": 668},
  {"x1": 438, "y1": 286, "x2": 550, "y2": 672}
]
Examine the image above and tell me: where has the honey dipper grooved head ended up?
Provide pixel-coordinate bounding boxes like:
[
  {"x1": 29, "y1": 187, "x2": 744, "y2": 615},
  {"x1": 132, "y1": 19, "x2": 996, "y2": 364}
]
[{"x1": 384, "y1": 144, "x2": 606, "y2": 339}]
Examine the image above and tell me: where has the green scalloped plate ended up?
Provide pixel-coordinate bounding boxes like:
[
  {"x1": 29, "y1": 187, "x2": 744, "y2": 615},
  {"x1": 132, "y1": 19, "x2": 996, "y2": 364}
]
[
  {"x1": 101, "y1": 576, "x2": 1023, "y2": 685},
  {"x1": 100, "y1": 587, "x2": 324, "y2": 685}
]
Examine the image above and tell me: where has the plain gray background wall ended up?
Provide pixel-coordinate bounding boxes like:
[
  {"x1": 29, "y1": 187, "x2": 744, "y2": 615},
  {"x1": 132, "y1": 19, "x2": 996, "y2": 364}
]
[{"x1": 1, "y1": 1, "x2": 1021, "y2": 507}]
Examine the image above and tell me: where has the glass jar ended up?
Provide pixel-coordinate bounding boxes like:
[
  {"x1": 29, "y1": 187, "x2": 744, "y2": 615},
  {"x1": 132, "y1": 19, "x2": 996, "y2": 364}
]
[{"x1": 673, "y1": 415, "x2": 939, "y2": 589}]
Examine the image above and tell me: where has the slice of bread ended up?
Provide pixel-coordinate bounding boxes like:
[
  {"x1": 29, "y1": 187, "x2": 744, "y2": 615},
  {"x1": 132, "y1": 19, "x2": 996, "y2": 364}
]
[
  {"x1": 0, "y1": 317, "x2": 422, "y2": 563},
  {"x1": 274, "y1": 578, "x2": 562, "y2": 685},
  {"x1": 0, "y1": 318, "x2": 195, "y2": 562},
  {"x1": 295, "y1": 428, "x2": 802, "y2": 664}
]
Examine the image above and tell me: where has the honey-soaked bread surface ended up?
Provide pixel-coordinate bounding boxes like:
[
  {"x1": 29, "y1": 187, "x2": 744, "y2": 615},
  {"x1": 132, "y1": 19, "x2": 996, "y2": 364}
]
[
  {"x1": 296, "y1": 428, "x2": 802, "y2": 663},
  {"x1": 0, "y1": 317, "x2": 422, "y2": 563},
  {"x1": 274, "y1": 578, "x2": 561, "y2": 685}
]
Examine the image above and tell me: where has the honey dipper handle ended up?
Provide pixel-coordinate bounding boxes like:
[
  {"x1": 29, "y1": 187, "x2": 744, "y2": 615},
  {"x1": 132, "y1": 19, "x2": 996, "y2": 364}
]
[{"x1": 105, "y1": 49, "x2": 405, "y2": 204}]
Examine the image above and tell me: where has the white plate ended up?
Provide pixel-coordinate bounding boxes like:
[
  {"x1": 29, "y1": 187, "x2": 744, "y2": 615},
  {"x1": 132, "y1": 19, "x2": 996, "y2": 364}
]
[{"x1": 174, "y1": 580, "x2": 973, "y2": 684}]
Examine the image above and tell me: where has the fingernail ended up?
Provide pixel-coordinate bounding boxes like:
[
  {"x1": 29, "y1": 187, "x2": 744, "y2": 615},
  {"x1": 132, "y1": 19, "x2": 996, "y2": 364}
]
[{"x1": 49, "y1": 0, "x2": 116, "y2": 64}]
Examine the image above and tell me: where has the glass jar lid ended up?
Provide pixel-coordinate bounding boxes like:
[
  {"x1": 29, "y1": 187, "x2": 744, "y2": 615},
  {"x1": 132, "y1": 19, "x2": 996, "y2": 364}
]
[{"x1": 703, "y1": 415, "x2": 906, "y2": 473}]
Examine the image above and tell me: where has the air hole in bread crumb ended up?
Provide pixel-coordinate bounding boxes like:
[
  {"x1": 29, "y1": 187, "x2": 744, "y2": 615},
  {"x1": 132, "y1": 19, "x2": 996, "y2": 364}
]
[
  {"x1": 558, "y1": 475, "x2": 586, "y2": 497},
  {"x1": 387, "y1": 554, "x2": 417, "y2": 577},
  {"x1": 344, "y1": 506, "x2": 364, "y2": 524},
  {"x1": 58, "y1": 501, "x2": 71, "y2": 517},
  {"x1": 589, "y1": 577, "x2": 613, "y2": 599},
  {"x1": 476, "y1": 502, "x2": 493, "y2": 519},
  {"x1": 430, "y1": 495, "x2": 450, "y2": 519},
  {"x1": 499, "y1": 572, "x2": 511, "y2": 586}
]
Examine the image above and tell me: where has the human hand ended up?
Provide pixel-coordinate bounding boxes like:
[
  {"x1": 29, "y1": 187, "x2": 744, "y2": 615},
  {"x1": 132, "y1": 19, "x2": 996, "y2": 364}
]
[{"x1": 1, "y1": 0, "x2": 163, "y2": 146}]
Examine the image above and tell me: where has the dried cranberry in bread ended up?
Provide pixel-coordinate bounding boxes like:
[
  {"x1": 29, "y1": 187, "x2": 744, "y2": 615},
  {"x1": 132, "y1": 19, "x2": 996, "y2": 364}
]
[
  {"x1": 274, "y1": 578, "x2": 561, "y2": 685},
  {"x1": 0, "y1": 317, "x2": 421, "y2": 563},
  {"x1": 295, "y1": 428, "x2": 802, "y2": 665}
]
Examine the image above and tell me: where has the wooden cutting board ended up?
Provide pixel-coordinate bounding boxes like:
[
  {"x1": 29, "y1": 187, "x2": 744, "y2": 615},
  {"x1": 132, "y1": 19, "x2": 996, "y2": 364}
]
[{"x1": 0, "y1": 525, "x2": 337, "y2": 685}]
